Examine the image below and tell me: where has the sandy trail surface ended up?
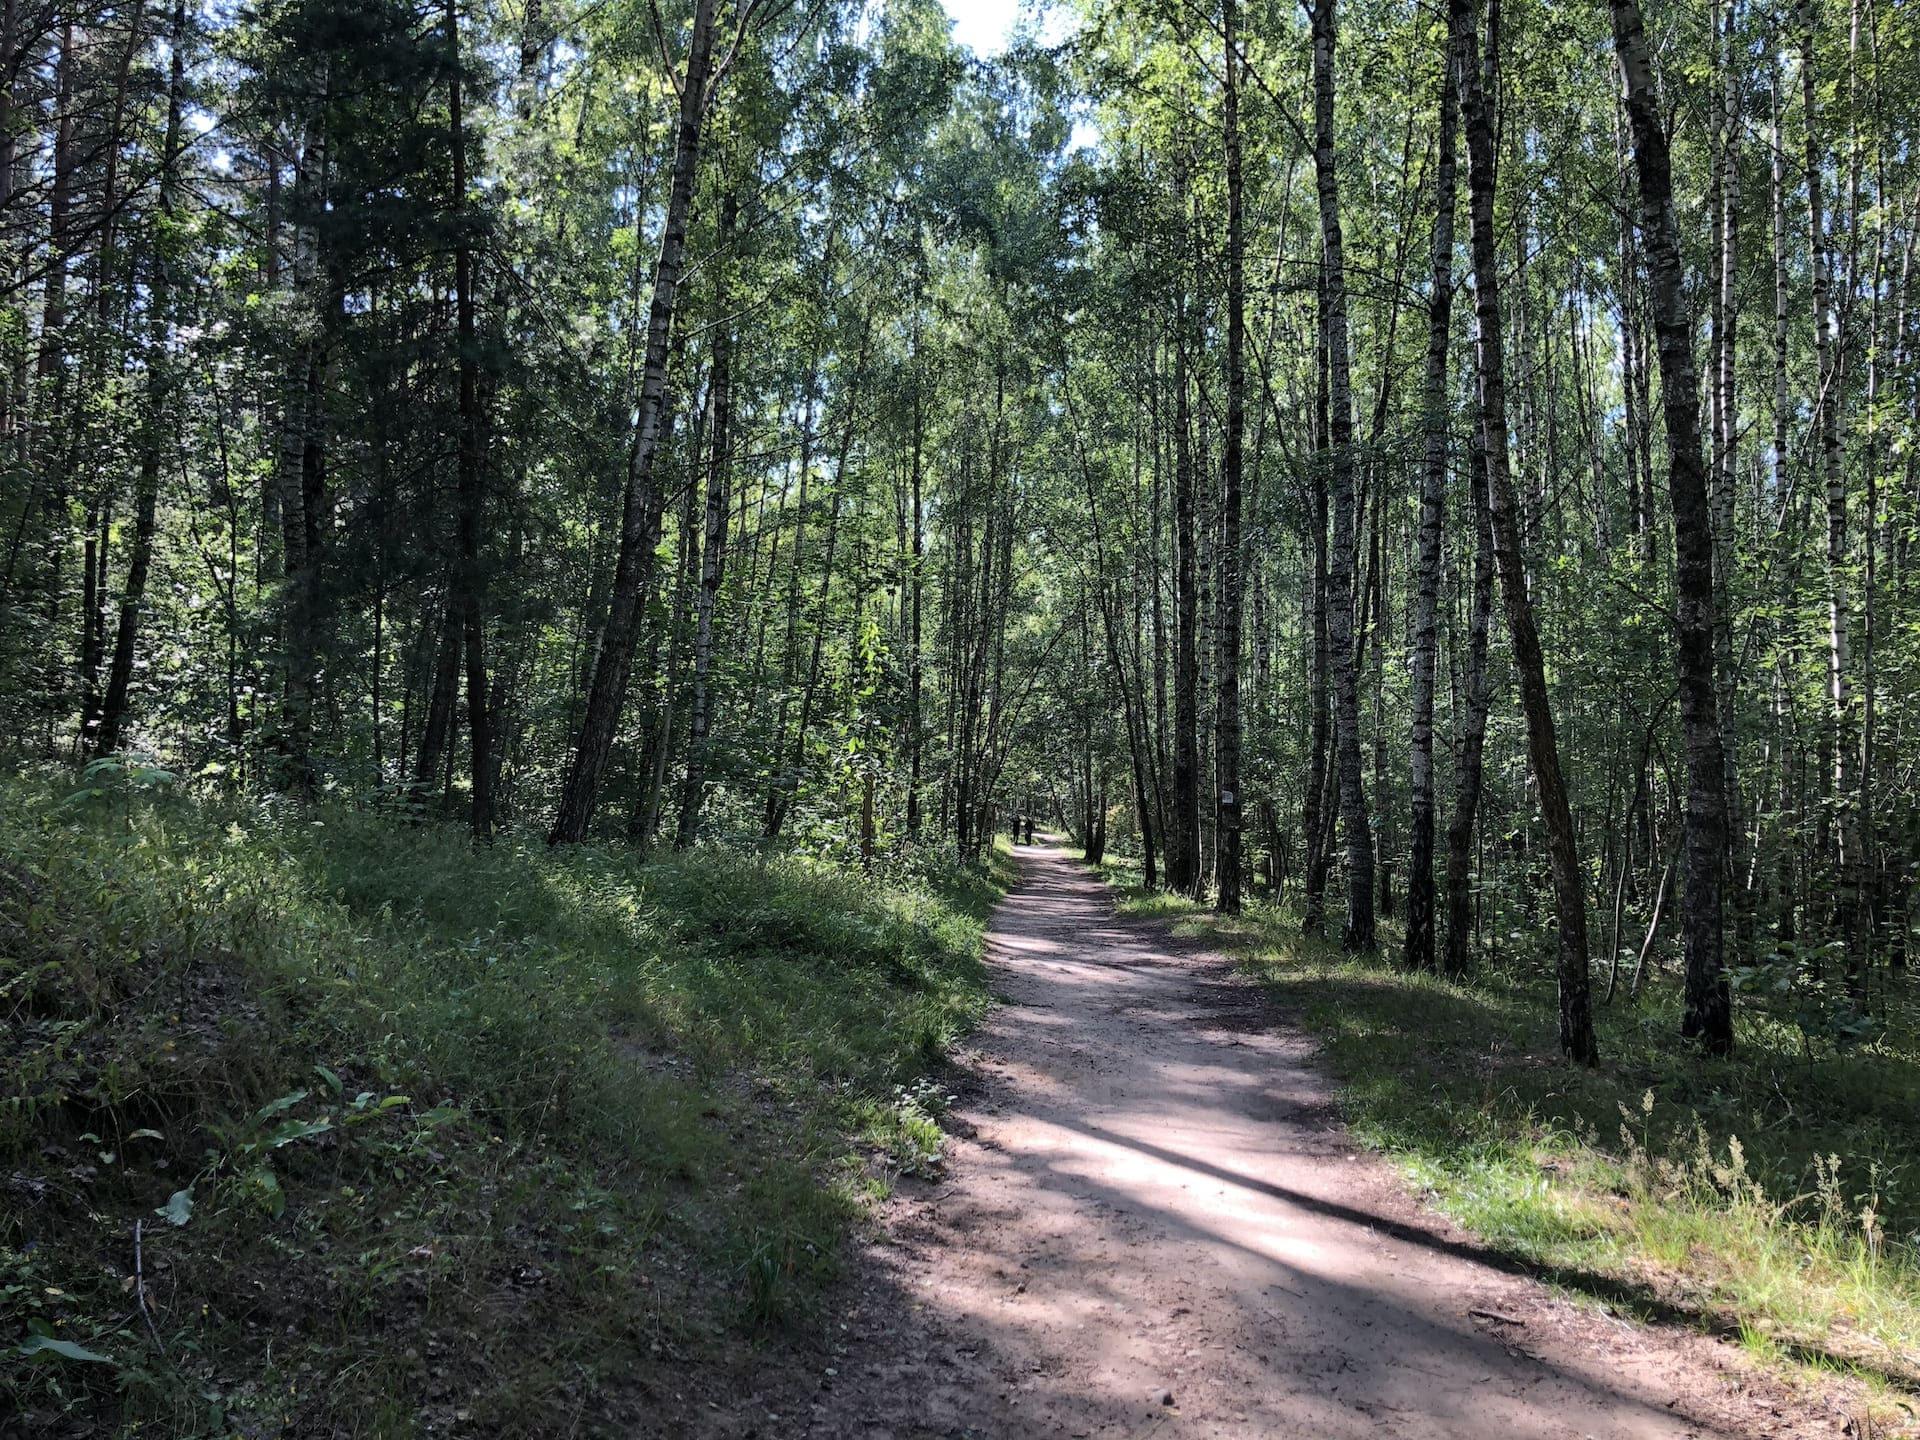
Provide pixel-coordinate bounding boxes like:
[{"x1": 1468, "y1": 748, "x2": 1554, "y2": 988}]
[{"x1": 692, "y1": 841, "x2": 1838, "y2": 1438}]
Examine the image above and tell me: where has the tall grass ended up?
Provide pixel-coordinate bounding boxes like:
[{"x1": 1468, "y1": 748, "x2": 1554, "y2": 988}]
[{"x1": 2, "y1": 764, "x2": 1003, "y2": 1434}]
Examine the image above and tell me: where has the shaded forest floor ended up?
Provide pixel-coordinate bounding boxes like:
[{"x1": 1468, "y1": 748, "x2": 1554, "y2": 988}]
[
  {"x1": 1090, "y1": 850, "x2": 1920, "y2": 1430},
  {"x1": 1, "y1": 761, "x2": 1011, "y2": 1436}
]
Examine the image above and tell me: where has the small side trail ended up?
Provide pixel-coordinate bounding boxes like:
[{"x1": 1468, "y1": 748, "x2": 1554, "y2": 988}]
[{"x1": 696, "y1": 841, "x2": 1840, "y2": 1438}]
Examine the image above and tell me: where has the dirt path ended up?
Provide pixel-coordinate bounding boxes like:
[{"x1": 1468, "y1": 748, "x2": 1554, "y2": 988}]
[{"x1": 692, "y1": 841, "x2": 1842, "y2": 1438}]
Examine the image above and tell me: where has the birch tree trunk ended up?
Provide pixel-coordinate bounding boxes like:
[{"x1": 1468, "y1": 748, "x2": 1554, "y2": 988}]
[
  {"x1": 1612, "y1": 0, "x2": 1733, "y2": 1053},
  {"x1": 1171, "y1": 282, "x2": 1203, "y2": 898},
  {"x1": 549, "y1": 0, "x2": 718, "y2": 844},
  {"x1": 1464, "y1": 0, "x2": 1595, "y2": 1061},
  {"x1": 1215, "y1": 0, "x2": 1245, "y2": 913},
  {"x1": 1802, "y1": 9, "x2": 1863, "y2": 945},
  {"x1": 1711, "y1": 0, "x2": 1742, "y2": 888},
  {"x1": 1310, "y1": 0, "x2": 1376, "y2": 950},
  {"x1": 1405, "y1": 0, "x2": 1464, "y2": 970},
  {"x1": 675, "y1": 185, "x2": 738, "y2": 849},
  {"x1": 1442, "y1": 405, "x2": 1496, "y2": 976}
]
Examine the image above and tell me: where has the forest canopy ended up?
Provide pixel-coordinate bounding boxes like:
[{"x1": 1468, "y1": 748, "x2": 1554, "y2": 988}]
[{"x1": 2, "y1": 0, "x2": 1915, "y2": 1069}]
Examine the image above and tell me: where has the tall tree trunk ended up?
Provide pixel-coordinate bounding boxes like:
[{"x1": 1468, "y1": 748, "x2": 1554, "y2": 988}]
[
  {"x1": 1171, "y1": 252, "x2": 1202, "y2": 896},
  {"x1": 770, "y1": 336, "x2": 864, "y2": 840},
  {"x1": 1148, "y1": 346, "x2": 1172, "y2": 877},
  {"x1": 277, "y1": 88, "x2": 339, "y2": 799},
  {"x1": 1310, "y1": 0, "x2": 1376, "y2": 950},
  {"x1": 1406, "y1": 0, "x2": 1465, "y2": 969},
  {"x1": 29, "y1": 23, "x2": 75, "y2": 737},
  {"x1": 1612, "y1": 0, "x2": 1733, "y2": 1053},
  {"x1": 1802, "y1": 10, "x2": 1861, "y2": 944},
  {"x1": 1065, "y1": 380, "x2": 1158, "y2": 888},
  {"x1": 1771, "y1": 61, "x2": 1791, "y2": 519},
  {"x1": 549, "y1": 0, "x2": 718, "y2": 844},
  {"x1": 1215, "y1": 0, "x2": 1245, "y2": 913},
  {"x1": 906, "y1": 261, "x2": 926, "y2": 837},
  {"x1": 1463, "y1": 0, "x2": 1596, "y2": 1062},
  {"x1": 1302, "y1": 498, "x2": 1333, "y2": 936},
  {"x1": 675, "y1": 186, "x2": 738, "y2": 849},
  {"x1": 95, "y1": 0, "x2": 190, "y2": 757},
  {"x1": 762, "y1": 335, "x2": 822, "y2": 835},
  {"x1": 636, "y1": 411, "x2": 706, "y2": 852},
  {"x1": 447, "y1": 0, "x2": 492, "y2": 839},
  {"x1": 1442, "y1": 406, "x2": 1496, "y2": 976},
  {"x1": 1302, "y1": 269, "x2": 1333, "y2": 937},
  {"x1": 1711, "y1": 0, "x2": 1742, "y2": 892}
]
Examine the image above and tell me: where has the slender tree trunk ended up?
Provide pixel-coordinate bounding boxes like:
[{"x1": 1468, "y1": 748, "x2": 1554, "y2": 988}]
[
  {"x1": 1148, "y1": 346, "x2": 1171, "y2": 879},
  {"x1": 1302, "y1": 521, "x2": 1334, "y2": 935},
  {"x1": 1771, "y1": 63, "x2": 1791, "y2": 519},
  {"x1": 277, "y1": 90, "x2": 339, "y2": 799},
  {"x1": 675, "y1": 186, "x2": 738, "y2": 848},
  {"x1": 95, "y1": 0, "x2": 190, "y2": 757},
  {"x1": 1102, "y1": 579, "x2": 1157, "y2": 890},
  {"x1": 1303, "y1": 274, "x2": 1333, "y2": 937},
  {"x1": 783, "y1": 493, "x2": 843, "y2": 826},
  {"x1": 1406, "y1": 0, "x2": 1464, "y2": 969},
  {"x1": 1802, "y1": 11, "x2": 1862, "y2": 945},
  {"x1": 637, "y1": 427, "x2": 705, "y2": 851},
  {"x1": 1711, "y1": 0, "x2": 1742, "y2": 893},
  {"x1": 1464, "y1": 0, "x2": 1595, "y2": 1061},
  {"x1": 762, "y1": 335, "x2": 822, "y2": 834},
  {"x1": 30, "y1": 23, "x2": 76, "y2": 736},
  {"x1": 771, "y1": 344, "x2": 865, "y2": 840},
  {"x1": 1215, "y1": 0, "x2": 1245, "y2": 913},
  {"x1": 1310, "y1": 0, "x2": 1376, "y2": 950},
  {"x1": 447, "y1": 0, "x2": 492, "y2": 839},
  {"x1": 1442, "y1": 407, "x2": 1496, "y2": 976},
  {"x1": 1612, "y1": 0, "x2": 1733, "y2": 1053},
  {"x1": 1171, "y1": 265, "x2": 1202, "y2": 896},
  {"x1": 906, "y1": 264, "x2": 926, "y2": 837},
  {"x1": 549, "y1": 0, "x2": 718, "y2": 844}
]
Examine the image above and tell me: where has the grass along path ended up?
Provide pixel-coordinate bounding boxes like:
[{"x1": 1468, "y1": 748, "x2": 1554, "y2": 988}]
[
  {"x1": 1089, "y1": 850, "x2": 1920, "y2": 1431},
  {"x1": 2, "y1": 763, "x2": 1010, "y2": 1436}
]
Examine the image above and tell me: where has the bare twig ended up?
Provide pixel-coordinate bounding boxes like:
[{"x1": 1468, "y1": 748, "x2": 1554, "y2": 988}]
[{"x1": 134, "y1": 1219, "x2": 167, "y2": 1356}]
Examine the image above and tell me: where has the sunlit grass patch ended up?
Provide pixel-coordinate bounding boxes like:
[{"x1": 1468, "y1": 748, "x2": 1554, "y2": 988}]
[{"x1": 1, "y1": 765, "x2": 1004, "y2": 1434}]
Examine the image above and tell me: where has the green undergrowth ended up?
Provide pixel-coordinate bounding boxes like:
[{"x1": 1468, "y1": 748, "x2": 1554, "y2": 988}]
[
  {"x1": 1087, "y1": 850, "x2": 1920, "y2": 1426},
  {"x1": 2, "y1": 763, "x2": 1006, "y2": 1436}
]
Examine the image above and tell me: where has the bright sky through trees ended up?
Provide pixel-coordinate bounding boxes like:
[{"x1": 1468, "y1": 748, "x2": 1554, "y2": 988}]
[{"x1": 941, "y1": 0, "x2": 1028, "y2": 55}]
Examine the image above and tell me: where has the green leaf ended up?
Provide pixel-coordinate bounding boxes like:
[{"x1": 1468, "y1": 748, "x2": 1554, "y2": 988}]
[
  {"x1": 159, "y1": 1187, "x2": 194, "y2": 1226},
  {"x1": 262, "y1": 1117, "x2": 332, "y2": 1149},
  {"x1": 251, "y1": 1089, "x2": 310, "y2": 1126},
  {"x1": 240, "y1": 1165, "x2": 285, "y2": 1217},
  {"x1": 19, "y1": 1335, "x2": 114, "y2": 1364}
]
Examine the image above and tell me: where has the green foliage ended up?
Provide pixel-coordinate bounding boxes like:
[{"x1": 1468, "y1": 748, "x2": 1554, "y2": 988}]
[{"x1": 0, "y1": 765, "x2": 1001, "y2": 1434}]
